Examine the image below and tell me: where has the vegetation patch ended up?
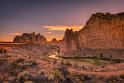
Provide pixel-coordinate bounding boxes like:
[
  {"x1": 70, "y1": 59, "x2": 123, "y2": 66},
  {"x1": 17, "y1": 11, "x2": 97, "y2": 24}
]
[
  {"x1": 119, "y1": 74, "x2": 124, "y2": 80},
  {"x1": 10, "y1": 61, "x2": 19, "y2": 68},
  {"x1": 66, "y1": 61, "x2": 72, "y2": 66},
  {"x1": 0, "y1": 47, "x2": 7, "y2": 53}
]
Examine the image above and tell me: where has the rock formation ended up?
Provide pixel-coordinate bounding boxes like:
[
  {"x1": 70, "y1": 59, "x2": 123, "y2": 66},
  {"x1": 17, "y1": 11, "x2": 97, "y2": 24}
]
[
  {"x1": 36, "y1": 33, "x2": 47, "y2": 44},
  {"x1": 57, "y1": 12, "x2": 124, "y2": 55},
  {"x1": 50, "y1": 38, "x2": 57, "y2": 43},
  {"x1": 56, "y1": 29, "x2": 80, "y2": 54},
  {"x1": 13, "y1": 12, "x2": 124, "y2": 56},
  {"x1": 13, "y1": 32, "x2": 47, "y2": 44},
  {"x1": 78, "y1": 12, "x2": 124, "y2": 49}
]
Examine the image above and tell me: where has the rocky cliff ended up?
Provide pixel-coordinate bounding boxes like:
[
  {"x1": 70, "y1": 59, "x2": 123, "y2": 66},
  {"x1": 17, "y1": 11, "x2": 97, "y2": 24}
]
[
  {"x1": 78, "y1": 12, "x2": 124, "y2": 49},
  {"x1": 56, "y1": 29, "x2": 80, "y2": 54},
  {"x1": 13, "y1": 32, "x2": 47, "y2": 44},
  {"x1": 57, "y1": 12, "x2": 124, "y2": 55},
  {"x1": 50, "y1": 38, "x2": 57, "y2": 43},
  {"x1": 13, "y1": 12, "x2": 124, "y2": 55}
]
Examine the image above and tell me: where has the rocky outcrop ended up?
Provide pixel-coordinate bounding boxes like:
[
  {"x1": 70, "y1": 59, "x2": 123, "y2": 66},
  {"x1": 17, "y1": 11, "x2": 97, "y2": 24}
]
[
  {"x1": 56, "y1": 29, "x2": 80, "y2": 54},
  {"x1": 57, "y1": 12, "x2": 124, "y2": 55},
  {"x1": 36, "y1": 33, "x2": 47, "y2": 44},
  {"x1": 78, "y1": 12, "x2": 124, "y2": 49},
  {"x1": 13, "y1": 32, "x2": 47, "y2": 44},
  {"x1": 50, "y1": 38, "x2": 57, "y2": 43},
  {"x1": 13, "y1": 12, "x2": 124, "y2": 56}
]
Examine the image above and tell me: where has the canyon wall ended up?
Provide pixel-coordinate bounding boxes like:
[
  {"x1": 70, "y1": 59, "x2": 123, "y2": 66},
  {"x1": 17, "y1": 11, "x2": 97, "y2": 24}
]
[
  {"x1": 55, "y1": 29, "x2": 80, "y2": 54},
  {"x1": 56, "y1": 12, "x2": 124, "y2": 55},
  {"x1": 78, "y1": 12, "x2": 124, "y2": 49}
]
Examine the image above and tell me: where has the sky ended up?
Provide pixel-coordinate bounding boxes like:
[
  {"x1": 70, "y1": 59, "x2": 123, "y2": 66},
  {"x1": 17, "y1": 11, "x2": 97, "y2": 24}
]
[{"x1": 0, "y1": 0, "x2": 124, "y2": 41}]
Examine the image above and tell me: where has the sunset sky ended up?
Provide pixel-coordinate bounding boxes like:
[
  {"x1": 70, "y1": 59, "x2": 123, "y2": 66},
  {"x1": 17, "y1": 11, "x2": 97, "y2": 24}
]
[{"x1": 0, "y1": 0, "x2": 124, "y2": 41}]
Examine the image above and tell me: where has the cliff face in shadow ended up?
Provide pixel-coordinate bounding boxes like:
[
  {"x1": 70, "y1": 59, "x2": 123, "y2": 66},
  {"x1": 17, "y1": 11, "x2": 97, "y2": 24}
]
[
  {"x1": 13, "y1": 32, "x2": 47, "y2": 44},
  {"x1": 55, "y1": 29, "x2": 80, "y2": 54}
]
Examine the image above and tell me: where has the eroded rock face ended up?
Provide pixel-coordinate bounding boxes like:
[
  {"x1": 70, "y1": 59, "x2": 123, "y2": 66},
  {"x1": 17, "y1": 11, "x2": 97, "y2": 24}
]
[
  {"x1": 78, "y1": 12, "x2": 124, "y2": 49},
  {"x1": 50, "y1": 38, "x2": 57, "y2": 44},
  {"x1": 13, "y1": 12, "x2": 124, "y2": 55},
  {"x1": 57, "y1": 12, "x2": 124, "y2": 54},
  {"x1": 13, "y1": 32, "x2": 47, "y2": 44},
  {"x1": 56, "y1": 29, "x2": 80, "y2": 54},
  {"x1": 36, "y1": 33, "x2": 47, "y2": 44}
]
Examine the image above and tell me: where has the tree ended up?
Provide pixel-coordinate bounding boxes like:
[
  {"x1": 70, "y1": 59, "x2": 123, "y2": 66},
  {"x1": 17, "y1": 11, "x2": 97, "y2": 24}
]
[
  {"x1": 100, "y1": 53, "x2": 104, "y2": 59},
  {"x1": 29, "y1": 36, "x2": 32, "y2": 44},
  {"x1": 109, "y1": 55, "x2": 113, "y2": 61}
]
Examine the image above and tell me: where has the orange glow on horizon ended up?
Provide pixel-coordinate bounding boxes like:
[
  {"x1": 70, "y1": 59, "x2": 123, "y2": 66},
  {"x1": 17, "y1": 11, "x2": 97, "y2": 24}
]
[
  {"x1": 44, "y1": 34, "x2": 64, "y2": 41},
  {"x1": 0, "y1": 25, "x2": 84, "y2": 42},
  {"x1": 0, "y1": 33, "x2": 64, "y2": 42},
  {"x1": 43, "y1": 25, "x2": 83, "y2": 31}
]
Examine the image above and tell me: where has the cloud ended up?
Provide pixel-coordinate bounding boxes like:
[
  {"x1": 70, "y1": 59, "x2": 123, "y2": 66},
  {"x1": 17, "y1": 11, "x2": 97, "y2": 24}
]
[
  {"x1": 8, "y1": 33, "x2": 22, "y2": 36},
  {"x1": 43, "y1": 25, "x2": 83, "y2": 31},
  {"x1": 44, "y1": 32, "x2": 52, "y2": 34},
  {"x1": 0, "y1": 33, "x2": 22, "y2": 42},
  {"x1": 0, "y1": 33, "x2": 22, "y2": 36}
]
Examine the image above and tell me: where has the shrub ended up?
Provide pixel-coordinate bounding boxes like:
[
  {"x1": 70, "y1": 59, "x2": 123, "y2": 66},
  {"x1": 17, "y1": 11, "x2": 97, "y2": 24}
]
[
  {"x1": 93, "y1": 56, "x2": 97, "y2": 59},
  {"x1": 93, "y1": 59, "x2": 101, "y2": 66},
  {"x1": 111, "y1": 59, "x2": 121, "y2": 64},
  {"x1": 83, "y1": 74, "x2": 93, "y2": 80},
  {"x1": 74, "y1": 62, "x2": 78, "y2": 68},
  {"x1": 60, "y1": 59, "x2": 65, "y2": 65},
  {"x1": 31, "y1": 60, "x2": 37, "y2": 66},
  {"x1": 119, "y1": 74, "x2": 124, "y2": 80},
  {"x1": 17, "y1": 71, "x2": 31, "y2": 81},
  {"x1": 10, "y1": 61, "x2": 19, "y2": 68},
  {"x1": 53, "y1": 59, "x2": 57, "y2": 65},
  {"x1": 43, "y1": 57, "x2": 50, "y2": 62},
  {"x1": 66, "y1": 61, "x2": 72, "y2": 66},
  {"x1": 0, "y1": 59, "x2": 7, "y2": 65},
  {"x1": 109, "y1": 55, "x2": 112, "y2": 60},
  {"x1": 16, "y1": 58, "x2": 24, "y2": 63},
  {"x1": 54, "y1": 69, "x2": 60, "y2": 79},
  {"x1": 106, "y1": 76, "x2": 119, "y2": 82},
  {"x1": 100, "y1": 53, "x2": 104, "y2": 59},
  {"x1": 3, "y1": 49, "x2": 7, "y2": 53},
  {"x1": 0, "y1": 48, "x2": 6, "y2": 53}
]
